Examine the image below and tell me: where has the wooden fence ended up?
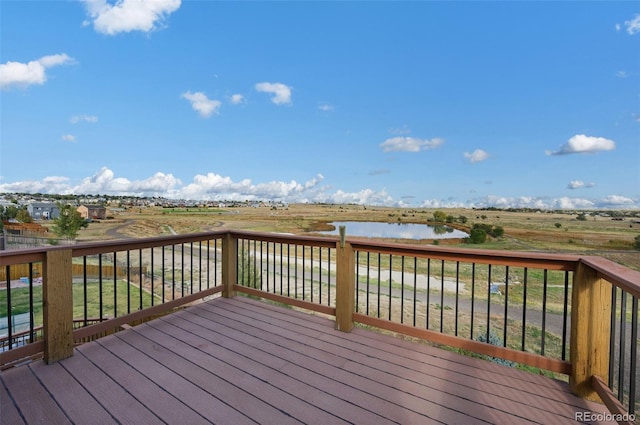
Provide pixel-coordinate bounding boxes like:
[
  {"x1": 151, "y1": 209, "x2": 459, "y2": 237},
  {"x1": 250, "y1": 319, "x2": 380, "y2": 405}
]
[{"x1": 1, "y1": 263, "x2": 142, "y2": 283}]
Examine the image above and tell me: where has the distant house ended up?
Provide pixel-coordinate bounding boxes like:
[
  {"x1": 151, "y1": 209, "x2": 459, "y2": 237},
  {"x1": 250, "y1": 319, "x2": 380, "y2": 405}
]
[
  {"x1": 27, "y1": 202, "x2": 59, "y2": 220},
  {"x1": 77, "y1": 205, "x2": 107, "y2": 220}
]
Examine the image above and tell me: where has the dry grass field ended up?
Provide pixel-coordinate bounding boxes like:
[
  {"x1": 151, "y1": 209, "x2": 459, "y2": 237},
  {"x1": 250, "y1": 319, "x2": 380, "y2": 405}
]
[{"x1": 72, "y1": 204, "x2": 640, "y2": 270}]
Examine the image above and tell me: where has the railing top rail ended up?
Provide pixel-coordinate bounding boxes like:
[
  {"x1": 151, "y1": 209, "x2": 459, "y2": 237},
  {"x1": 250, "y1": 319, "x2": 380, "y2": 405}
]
[
  {"x1": 348, "y1": 237, "x2": 581, "y2": 270},
  {"x1": 0, "y1": 231, "x2": 227, "y2": 265},
  {"x1": 580, "y1": 256, "x2": 640, "y2": 298},
  {"x1": 229, "y1": 229, "x2": 338, "y2": 248},
  {"x1": 0, "y1": 249, "x2": 46, "y2": 266},
  {"x1": 70, "y1": 231, "x2": 226, "y2": 257}
]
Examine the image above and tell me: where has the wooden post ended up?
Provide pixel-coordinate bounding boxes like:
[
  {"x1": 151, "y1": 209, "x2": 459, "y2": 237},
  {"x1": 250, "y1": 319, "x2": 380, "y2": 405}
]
[
  {"x1": 335, "y1": 227, "x2": 355, "y2": 332},
  {"x1": 222, "y1": 232, "x2": 237, "y2": 298},
  {"x1": 570, "y1": 261, "x2": 611, "y2": 401},
  {"x1": 43, "y1": 248, "x2": 74, "y2": 363}
]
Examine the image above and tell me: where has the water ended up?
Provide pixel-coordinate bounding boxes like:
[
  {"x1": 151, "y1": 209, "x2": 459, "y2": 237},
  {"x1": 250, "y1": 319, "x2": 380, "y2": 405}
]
[{"x1": 319, "y1": 221, "x2": 469, "y2": 240}]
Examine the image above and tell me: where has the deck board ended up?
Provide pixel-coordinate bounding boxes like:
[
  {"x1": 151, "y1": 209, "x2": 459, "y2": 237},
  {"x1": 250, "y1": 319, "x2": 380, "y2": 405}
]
[
  {"x1": 146, "y1": 314, "x2": 387, "y2": 424},
  {"x1": 0, "y1": 370, "x2": 26, "y2": 425},
  {"x1": 187, "y1": 301, "x2": 491, "y2": 424},
  {"x1": 1, "y1": 363, "x2": 71, "y2": 424},
  {"x1": 28, "y1": 361, "x2": 114, "y2": 425},
  {"x1": 104, "y1": 329, "x2": 263, "y2": 425},
  {"x1": 1, "y1": 296, "x2": 613, "y2": 425},
  {"x1": 76, "y1": 341, "x2": 210, "y2": 425},
  {"x1": 203, "y1": 298, "x2": 581, "y2": 425},
  {"x1": 112, "y1": 323, "x2": 313, "y2": 425},
  {"x1": 58, "y1": 349, "x2": 163, "y2": 425}
]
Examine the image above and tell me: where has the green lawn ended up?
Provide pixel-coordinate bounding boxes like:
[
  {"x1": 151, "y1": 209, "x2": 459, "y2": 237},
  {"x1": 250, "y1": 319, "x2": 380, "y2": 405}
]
[{"x1": 1, "y1": 281, "x2": 160, "y2": 328}]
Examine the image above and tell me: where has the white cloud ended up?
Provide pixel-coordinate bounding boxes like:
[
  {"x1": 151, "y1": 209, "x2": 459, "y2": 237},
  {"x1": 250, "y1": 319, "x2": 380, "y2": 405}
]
[
  {"x1": 0, "y1": 54, "x2": 74, "y2": 90},
  {"x1": 616, "y1": 23, "x2": 622, "y2": 32},
  {"x1": 181, "y1": 172, "x2": 324, "y2": 201},
  {"x1": 567, "y1": 180, "x2": 595, "y2": 190},
  {"x1": 70, "y1": 114, "x2": 99, "y2": 124},
  {"x1": 546, "y1": 134, "x2": 616, "y2": 155},
  {"x1": 419, "y1": 199, "x2": 467, "y2": 209},
  {"x1": 552, "y1": 197, "x2": 597, "y2": 210},
  {"x1": 624, "y1": 14, "x2": 640, "y2": 35},
  {"x1": 255, "y1": 82, "x2": 292, "y2": 105},
  {"x1": 230, "y1": 94, "x2": 245, "y2": 105},
  {"x1": 380, "y1": 137, "x2": 443, "y2": 153},
  {"x1": 598, "y1": 195, "x2": 635, "y2": 207},
  {"x1": 318, "y1": 103, "x2": 334, "y2": 112},
  {"x1": 466, "y1": 195, "x2": 640, "y2": 210},
  {"x1": 463, "y1": 149, "x2": 489, "y2": 163},
  {"x1": 74, "y1": 167, "x2": 182, "y2": 195},
  {"x1": 1, "y1": 168, "x2": 637, "y2": 210},
  {"x1": 82, "y1": 0, "x2": 181, "y2": 35},
  {"x1": 0, "y1": 176, "x2": 72, "y2": 195},
  {"x1": 471, "y1": 195, "x2": 597, "y2": 210},
  {"x1": 616, "y1": 70, "x2": 628, "y2": 78},
  {"x1": 39, "y1": 54, "x2": 74, "y2": 67},
  {"x1": 182, "y1": 91, "x2": 221, "y2": 118},
  {"x1": 61, "y1": 134, "x2": 77, "y2": 142},
  {"x1": 321, "y1": 188, "x2": 395, "y2": 206}
]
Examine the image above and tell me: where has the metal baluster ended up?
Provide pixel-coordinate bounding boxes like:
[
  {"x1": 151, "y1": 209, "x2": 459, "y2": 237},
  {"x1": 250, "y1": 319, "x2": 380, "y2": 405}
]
[
  {"x1": 470, "y1": 263, "x2": 475, "y2": 339},
  {"x1": 503, "y1": 266, "x2": 509, "y2": 347},
  {"x1": 521, "y1": 268, "x2": 528, "y2": 351},
  {"x1": 541, "y1": 269, "x2": 548, "y2": 356},
  {"x1": 486, "y1": 264, "x2": 492, "y2": 342}
]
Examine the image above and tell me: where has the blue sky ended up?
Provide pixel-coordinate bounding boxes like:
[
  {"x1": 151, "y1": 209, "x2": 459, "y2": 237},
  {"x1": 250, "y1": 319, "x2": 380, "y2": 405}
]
[{"x1": 1, "y1": 1, "x2": 639, "y2": 209}]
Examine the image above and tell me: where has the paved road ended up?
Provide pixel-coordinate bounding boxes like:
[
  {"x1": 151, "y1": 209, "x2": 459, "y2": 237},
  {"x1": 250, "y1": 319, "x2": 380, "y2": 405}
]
[{"x1": 105, "y1": 219, "x2": 135, "y2": 239}]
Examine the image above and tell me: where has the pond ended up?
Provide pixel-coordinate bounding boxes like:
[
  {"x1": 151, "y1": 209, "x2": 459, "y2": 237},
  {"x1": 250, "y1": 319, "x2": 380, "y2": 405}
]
[{"x1": 319, "y1": 221, "x2": 469, "y2": 240}]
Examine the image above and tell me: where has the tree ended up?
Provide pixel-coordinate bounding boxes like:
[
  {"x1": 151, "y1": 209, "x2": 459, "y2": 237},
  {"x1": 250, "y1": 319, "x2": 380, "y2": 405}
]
[
  {"x1": 555, "y1": 223, "x2": 562, "y2": 229},
  {"x1": 468, "y1": 228, "x2": 487, "y2": 244},
  {"x1": 576, "y1": 212, "x2": 587, "y2": 221},
  {"x1": 15, "y1": 208, "x2": 32, "y2": 223},
  {"x1": 0, "y1": 205, "x2": 20, "y2": 221},
  {"x1": 51, "y1": 203, "x2": 88, "y2": 240},
  {"x1": 634, "y1": 235, "x2": 640, "y2": 251},
  {"x1": 433, "y1": 210, "x2": 447, "y2": 223}
]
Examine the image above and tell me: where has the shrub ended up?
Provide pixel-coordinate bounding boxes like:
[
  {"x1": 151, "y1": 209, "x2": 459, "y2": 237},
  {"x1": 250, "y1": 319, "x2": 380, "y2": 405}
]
[
  {"x1": 468, "y1": 228, "x2": 487, "y2": 244},
  {"x1": 476, "y1": 331, "x2": 516, "y2": 367},
  {"x1": 433, "y1": 210, "x2": 447, "y2": 223},
  {"x1": 238, "y1": 249, "x2": 262, "y2": 288},
  {"x1": 467, "y1": 223, "x2": 503, "y2": 241},
  {"x1": 491, "y1": 226, "x2": 504, "y2": 238}
]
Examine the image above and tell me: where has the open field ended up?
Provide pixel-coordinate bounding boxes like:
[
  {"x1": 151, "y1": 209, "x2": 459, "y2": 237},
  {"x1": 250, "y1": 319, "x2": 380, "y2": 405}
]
[{"x1": 64, "y1": 204, "x2": 640, "y2": 270}]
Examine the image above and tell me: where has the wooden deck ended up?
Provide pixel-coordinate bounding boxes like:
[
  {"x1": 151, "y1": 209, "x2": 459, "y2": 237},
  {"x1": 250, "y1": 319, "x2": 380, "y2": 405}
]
[{"x1": 1, "y1": 296, "x2": 611, "y2": 424}]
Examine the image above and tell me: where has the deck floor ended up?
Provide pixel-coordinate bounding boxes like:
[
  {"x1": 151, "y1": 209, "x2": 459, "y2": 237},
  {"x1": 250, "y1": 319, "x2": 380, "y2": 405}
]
[{"x1": 1, "y1": 296, "x2": 611, "y2": 424}]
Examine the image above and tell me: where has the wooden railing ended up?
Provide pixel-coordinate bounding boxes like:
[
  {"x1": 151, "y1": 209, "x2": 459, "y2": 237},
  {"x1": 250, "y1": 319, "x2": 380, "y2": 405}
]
[{"x1": 1, "y1": 229, "x2": 639, "y2": 417}]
